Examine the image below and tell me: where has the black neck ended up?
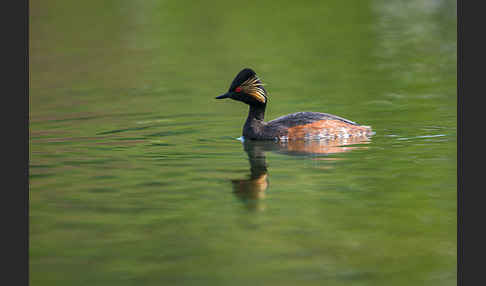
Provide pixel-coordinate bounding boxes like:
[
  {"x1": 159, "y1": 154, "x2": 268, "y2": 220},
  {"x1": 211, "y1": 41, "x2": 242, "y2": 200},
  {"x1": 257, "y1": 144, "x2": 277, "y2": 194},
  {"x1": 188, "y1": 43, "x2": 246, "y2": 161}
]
[
  {"x1": 247, "y1": 104, "x2": 266, "y2": 121},
  {"x1": 243, "y1": 104, "x2": 267, "y2": 139}
]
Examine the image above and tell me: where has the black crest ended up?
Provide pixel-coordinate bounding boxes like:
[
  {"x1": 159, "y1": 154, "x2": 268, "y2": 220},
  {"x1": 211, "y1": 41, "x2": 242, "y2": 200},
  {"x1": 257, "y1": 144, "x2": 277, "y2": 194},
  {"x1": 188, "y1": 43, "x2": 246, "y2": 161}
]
[
  {"x1": 229, "y1": 68, "x2": 267, "y2": 103},
  {"x1": 229, "y1": 68, "x2": 258, "y2": 91}
]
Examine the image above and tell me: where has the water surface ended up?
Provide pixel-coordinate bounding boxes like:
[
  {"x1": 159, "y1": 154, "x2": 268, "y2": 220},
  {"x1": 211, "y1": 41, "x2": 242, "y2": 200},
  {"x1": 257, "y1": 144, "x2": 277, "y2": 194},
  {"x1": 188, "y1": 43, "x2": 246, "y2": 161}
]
[{"x1": 30, "y1": 0, "x2": 456, "y2": 285}]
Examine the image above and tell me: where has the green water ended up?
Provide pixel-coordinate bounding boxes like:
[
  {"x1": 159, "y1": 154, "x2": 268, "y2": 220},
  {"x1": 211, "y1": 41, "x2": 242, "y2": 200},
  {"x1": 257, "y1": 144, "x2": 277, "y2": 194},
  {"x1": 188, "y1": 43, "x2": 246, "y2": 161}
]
[{"x1": 30, "y1": 0, "x2": 457, "y2": 285}]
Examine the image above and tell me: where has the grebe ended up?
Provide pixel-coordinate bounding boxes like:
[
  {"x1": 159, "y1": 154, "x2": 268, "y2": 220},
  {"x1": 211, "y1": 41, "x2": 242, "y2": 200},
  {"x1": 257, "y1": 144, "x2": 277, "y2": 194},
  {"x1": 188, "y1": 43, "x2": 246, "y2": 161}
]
[{"x1": 216, "y1": 68, "x2": 372, "y2": 141}]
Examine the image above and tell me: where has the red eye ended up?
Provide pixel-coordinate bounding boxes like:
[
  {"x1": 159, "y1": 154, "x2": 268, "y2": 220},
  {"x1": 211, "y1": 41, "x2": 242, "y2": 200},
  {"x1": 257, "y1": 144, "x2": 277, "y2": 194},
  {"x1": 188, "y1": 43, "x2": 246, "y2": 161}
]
[{"x1": 235, "y1": 87, "x2": 242, "y2": 93}]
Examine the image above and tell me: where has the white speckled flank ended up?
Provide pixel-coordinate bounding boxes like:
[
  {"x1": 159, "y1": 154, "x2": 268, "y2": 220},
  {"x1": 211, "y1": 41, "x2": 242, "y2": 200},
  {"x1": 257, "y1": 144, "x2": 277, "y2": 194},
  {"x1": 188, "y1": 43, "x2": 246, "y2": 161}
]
[{"x1": 278, "y1": 126, "x2": 373, "y2": 142}]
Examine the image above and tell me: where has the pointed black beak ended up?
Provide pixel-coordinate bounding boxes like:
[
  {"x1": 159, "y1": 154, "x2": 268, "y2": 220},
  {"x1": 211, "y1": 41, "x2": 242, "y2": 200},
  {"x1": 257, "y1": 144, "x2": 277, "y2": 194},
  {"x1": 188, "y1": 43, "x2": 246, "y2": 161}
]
[{"x1": 216, "y1": 92, "x2": 231, "y2": 99}]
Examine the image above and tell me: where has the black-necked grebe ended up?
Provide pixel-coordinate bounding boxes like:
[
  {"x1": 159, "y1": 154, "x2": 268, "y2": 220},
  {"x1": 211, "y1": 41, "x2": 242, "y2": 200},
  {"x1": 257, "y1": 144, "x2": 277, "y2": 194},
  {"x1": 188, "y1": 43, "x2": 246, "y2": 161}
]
[{"x1": 216, "y1": 68, "x2": 372, "y2": 141}]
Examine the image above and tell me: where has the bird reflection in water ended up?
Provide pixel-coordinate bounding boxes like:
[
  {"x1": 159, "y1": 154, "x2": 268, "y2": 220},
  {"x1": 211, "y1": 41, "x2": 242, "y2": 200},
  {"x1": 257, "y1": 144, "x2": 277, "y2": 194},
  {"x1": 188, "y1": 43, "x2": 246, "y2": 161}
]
[{"x1": 231, "y1": 136, "x2": 371, "y2": 211}]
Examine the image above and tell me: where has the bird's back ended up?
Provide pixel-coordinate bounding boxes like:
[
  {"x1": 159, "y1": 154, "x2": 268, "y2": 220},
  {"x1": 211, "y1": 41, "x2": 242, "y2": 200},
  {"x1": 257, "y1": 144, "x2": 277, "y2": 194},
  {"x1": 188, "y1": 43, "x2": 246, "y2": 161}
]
[{"x1": 265, "y1": 112, "x2": 372, "y2": 140}]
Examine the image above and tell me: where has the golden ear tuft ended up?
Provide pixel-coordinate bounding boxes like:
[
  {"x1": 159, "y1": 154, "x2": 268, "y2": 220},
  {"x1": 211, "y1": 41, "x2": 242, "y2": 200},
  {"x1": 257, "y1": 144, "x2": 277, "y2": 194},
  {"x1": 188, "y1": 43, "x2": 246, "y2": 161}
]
[
  {"x1": 240, "y1": 76, "x2": 267, "y2": 103},
  {"x1": 249, "y1": 89, "x2": 266, "y2": 103}
]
